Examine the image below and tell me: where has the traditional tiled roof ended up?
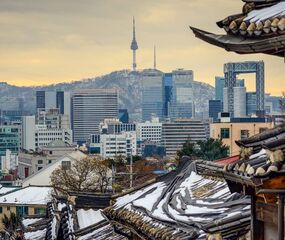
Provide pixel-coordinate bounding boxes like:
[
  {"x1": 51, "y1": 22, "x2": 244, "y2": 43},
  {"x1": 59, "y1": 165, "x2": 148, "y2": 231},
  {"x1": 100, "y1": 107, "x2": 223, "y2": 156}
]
[
  {"x1": 104, "y1": 158, "x2": 251, "y2": 239},
  {"x1": 22, "y1": 192, "x2": 124, "y2": 240},
  {"x1": 190, "y1": 0, "x2": 285, "y2": 57},
  {"x1": 222, "y1": 124, "x2": 285, "y2": 180}
]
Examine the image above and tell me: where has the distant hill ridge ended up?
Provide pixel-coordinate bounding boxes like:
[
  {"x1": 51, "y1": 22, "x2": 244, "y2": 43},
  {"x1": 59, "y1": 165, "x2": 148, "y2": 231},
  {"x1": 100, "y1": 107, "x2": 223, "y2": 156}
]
[{"x1": 0, "y1": 70, "x2": 214, "y2": 120}]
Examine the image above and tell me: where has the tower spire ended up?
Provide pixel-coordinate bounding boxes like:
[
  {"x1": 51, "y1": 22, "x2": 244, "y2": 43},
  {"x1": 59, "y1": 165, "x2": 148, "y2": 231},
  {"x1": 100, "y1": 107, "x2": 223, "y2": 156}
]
[
  {"x1": 130, "y1": 16, "x2": 138, "y2": 71},
  {"x1": 154, "y1": 45, "x2": 157, "y2": 69}
]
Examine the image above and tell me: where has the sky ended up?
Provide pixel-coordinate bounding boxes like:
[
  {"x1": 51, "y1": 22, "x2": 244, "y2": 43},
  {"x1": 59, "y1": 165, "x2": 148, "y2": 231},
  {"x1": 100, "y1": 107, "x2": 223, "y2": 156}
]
[{"x1": 0, "y1": 0, "x2": 284, "y2": 95}]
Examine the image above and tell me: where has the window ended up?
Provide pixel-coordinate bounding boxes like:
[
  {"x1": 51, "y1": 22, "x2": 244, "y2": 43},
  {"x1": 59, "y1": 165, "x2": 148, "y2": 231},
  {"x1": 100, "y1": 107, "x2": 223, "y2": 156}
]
[
  {"x1": 34, "y1": 208, "x2": 45, "y2": 215},
  {"x1": 240, "y1": 130, "x2": 249, "y2": 140},
  {"x1": 48, "y1": 160, "x2": 52, "y2": 164},
  {"x1": 38, "y1": 160, "x2": 43, "y2": 164},
  {"x1": 0, "y1": 207, "x2": 2, "y2": 214},
  {"x1": 220, "y1": 128, "x2": 230, "y2": 139},
  {"x1": 6, "y1": 206, "x2": 10, "y2": 211},
  {"x1": 16, "y1": 206, "x2": 28, "y2": 217},
  {"x1": 259, "y1": 128, "x2": 268, "y2": 133},
  {"x1": 62, "y1": 161, "x2": 71, "y2": 170}
]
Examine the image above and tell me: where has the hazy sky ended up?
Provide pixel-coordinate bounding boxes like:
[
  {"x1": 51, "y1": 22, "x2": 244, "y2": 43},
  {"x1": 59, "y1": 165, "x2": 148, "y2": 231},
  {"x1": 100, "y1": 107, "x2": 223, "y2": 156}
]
[{"x1": 0, "y1": 0, "x2": 284, "y2": 95}]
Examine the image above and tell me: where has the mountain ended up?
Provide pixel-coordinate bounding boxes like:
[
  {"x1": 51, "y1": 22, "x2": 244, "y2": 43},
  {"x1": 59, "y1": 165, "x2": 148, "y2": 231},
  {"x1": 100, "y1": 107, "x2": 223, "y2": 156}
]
[{"x1": 0, "y1": 70, "x2": 214, "y2": 120}]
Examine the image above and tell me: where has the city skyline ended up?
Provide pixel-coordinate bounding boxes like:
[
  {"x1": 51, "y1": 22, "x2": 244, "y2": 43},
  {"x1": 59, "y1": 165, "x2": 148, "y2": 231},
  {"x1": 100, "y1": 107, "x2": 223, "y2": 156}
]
[{"x1": 0, "y1": 0, "x2": 284, "y2": 95}]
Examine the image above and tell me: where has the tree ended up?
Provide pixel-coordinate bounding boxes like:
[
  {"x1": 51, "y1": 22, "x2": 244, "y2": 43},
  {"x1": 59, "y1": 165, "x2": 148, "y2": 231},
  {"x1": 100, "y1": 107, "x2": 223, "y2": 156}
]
[
  {"x1": 50, "y1": 157, "x2": 111, "y2": 193},
  {"x1": 195, "y1": 138, "x2": 229, "y2": 161},
  {"x1": 177, "y1": 139, "x2": 196, "y2": 159},
  {"x1": 177, "y1": 138, "x2": 229, "y2": 161},
  {"x1": 2, "y1": 212, "x2": 21, "y2": 232}
]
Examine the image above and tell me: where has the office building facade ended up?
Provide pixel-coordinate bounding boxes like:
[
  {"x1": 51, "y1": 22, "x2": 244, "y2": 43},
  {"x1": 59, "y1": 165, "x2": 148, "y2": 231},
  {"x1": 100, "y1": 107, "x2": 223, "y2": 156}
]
[
  {"x1": 0, "y1": 125, "x2": 20, "y2": 157},
  {"x1": 209, "y1": 100, "x2": 222, "y2": 121},
  {"x1": 161, "y1": 119, "x2": 207, "y2": 156},
  {"x1": 210, "y1": 119, "x2": 274, "y2": 156},
  {"x1": 136, "y1": 117, "x2": 162, "y2": 143},
  {"x1": 71, "y1": 89, "x2": 118, "y2": 144},
  {"x1": 142, "y1": 69, "x2": 164, "y2": 121},
  {"x1": 36, "y1": 90, "x2": 70, "y2": 115},
  {"x1": 169, "y1": 69, "x2": 194, "y2": 119},
  {"x1": 99, "y1": 119, "x2": 136, "y2": 135}
]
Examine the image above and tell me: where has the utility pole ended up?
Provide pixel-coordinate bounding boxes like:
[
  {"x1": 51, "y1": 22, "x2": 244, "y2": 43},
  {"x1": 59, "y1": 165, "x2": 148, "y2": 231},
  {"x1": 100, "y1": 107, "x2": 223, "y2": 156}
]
[{"x1": 130, "y1": 153, "x2": 133, "y2": 188}]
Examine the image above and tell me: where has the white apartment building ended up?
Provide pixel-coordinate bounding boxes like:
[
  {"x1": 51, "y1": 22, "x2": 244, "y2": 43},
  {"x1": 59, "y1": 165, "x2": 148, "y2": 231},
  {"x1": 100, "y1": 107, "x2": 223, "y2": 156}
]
[
  {"x1": 100, "y1": 132, "x2": 136, "y2": 159},
  {"x1": 136, "y1": 117, "x2": 162, "y2": 143},
  {"x1": 22, "y1": 115, "x2": 72, "y2": 151}
]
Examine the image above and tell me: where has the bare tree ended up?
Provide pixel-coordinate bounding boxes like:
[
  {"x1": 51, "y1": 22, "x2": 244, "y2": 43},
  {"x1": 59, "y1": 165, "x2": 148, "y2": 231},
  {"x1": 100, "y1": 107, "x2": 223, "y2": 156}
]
[{"x1": 51, "y1": 157, "x2": 111, "y2": 193}]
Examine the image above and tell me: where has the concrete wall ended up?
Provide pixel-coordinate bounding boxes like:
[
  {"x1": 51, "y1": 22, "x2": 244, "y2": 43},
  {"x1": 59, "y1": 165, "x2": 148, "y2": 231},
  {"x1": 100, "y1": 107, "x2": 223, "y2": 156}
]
[{"x1": 210, "y1": 122, "x2": 274, "y2": 156}]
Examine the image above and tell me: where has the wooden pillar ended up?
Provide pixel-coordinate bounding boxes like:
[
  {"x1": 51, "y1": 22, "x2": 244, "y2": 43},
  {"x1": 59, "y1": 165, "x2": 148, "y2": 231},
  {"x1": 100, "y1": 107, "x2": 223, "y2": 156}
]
[
  {"x1": 251, "y1": 194, "x2": 264, "y2": 240},
  {"x1": 251, "y1": 194, "x2": 256, "y2": 240},
  {"x1": 278, "y1": 194, "x2": 284, "y2": 240}
]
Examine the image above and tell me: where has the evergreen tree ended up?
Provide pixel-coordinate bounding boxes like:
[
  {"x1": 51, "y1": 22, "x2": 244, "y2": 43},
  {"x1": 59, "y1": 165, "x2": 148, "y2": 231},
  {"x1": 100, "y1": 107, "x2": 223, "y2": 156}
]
[{"x1": 177, "y1": 138, "x2": 229, "y2": 161}]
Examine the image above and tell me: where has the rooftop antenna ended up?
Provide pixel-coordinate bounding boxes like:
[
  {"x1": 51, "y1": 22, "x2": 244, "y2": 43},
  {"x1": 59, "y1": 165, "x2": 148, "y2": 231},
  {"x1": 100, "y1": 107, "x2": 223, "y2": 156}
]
[{"x1": 154, "y1": 45, "x2": 157, "y2": 69}]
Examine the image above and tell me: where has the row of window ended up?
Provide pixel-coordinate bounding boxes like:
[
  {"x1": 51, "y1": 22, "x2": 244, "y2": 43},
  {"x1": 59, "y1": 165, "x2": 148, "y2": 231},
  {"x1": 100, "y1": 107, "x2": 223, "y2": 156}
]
[
  {"x1": 220, "y1": 127, "x2": 269, "y2": 139},
  {"x1": 0, "y1": 206, "x2": 45, "y2": 216}
]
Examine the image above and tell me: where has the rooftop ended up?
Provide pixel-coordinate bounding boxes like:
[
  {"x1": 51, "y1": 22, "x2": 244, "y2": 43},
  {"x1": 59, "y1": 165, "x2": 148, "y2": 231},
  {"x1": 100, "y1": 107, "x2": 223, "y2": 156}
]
[{"x1": 0, "y1": 186, "x2": 52, "y2": 205}]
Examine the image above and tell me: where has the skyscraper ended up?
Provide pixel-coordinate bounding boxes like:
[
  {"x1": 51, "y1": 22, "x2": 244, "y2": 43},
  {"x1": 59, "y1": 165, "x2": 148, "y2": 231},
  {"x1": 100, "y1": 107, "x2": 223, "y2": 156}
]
[
  {"x1": 36, "y1": 90, "x2": 69, "y2": 115},
  {"x1": 246, "y1": 92, "x2": 257, "y2": 116},
  {"x1": 223, "y1": 61, "x2": 265, "y2": 117},
  {"x1": 233, "y1": 87, "x2": 246, "y2": 117},
  {"x1": 130, "y1": 17, "x2": 138, "y2": 71},
  {"x1": 163, "y1": 73, "x2": 173, "y2": 117},
  {"x1": 71, "y1": 89, "x2": 118, "y2": 144},
  {"x1": 169, "y1": 69, "x2": 194, "y2": 119},
  {"x1": 209, "y1": 100, "x2": 222, "y2": 121},
  {"x1": 215, "y1": 77, "x2": 244, "y2": 102},
  {"x1": 142, "y1": 69, "x2": 164, "y2": 121}
]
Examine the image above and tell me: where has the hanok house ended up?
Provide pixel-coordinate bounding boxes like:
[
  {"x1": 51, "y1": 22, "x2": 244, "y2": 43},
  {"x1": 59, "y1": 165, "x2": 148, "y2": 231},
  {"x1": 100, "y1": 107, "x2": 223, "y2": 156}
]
[
  {"x1": 214, "y1": 123, "x2": 285, "y2": 240},
  {"x1": 22, "y1": 190, "x2": 125, "y2": 240},
  {"x1": 103, "y1": 158, "x2": 251, "y2": 239},
  {"x1": 20, "y1": 158, "x2": 251, "y2": 240},
  {"x1": 0, "y1": 186, "x2": 52, "y2": 230},
  {"x1": 190, "y1": 0, "x2": 285, "y2": 58}
]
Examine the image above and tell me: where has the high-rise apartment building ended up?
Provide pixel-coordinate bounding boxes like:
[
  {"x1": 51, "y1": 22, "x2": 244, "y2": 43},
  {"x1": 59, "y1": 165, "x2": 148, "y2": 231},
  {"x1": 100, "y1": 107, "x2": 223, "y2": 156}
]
[
  {"x1": 142, "y1": 69, "x2": 164, "y2": 121},
  {"x1": 161, "y1": 119, "x2": 207, "y2": 156},
  {"x1": 71, "y1": 89, "x2": 118, "y2": 144}
]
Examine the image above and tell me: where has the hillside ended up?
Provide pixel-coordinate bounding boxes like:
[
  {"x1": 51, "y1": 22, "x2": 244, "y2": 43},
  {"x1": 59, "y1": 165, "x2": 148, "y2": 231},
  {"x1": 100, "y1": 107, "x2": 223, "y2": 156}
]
[{"x1": 0, "y1": 70, "x2": 214, "y2": 120}]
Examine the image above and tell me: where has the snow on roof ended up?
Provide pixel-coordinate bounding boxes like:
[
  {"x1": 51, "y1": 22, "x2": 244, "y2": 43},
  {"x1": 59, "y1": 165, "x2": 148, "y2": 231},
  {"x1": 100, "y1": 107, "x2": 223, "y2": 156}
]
[
  {"x1": 77, "y1": 209, "x2": 105, "y2": 229},
  {"x1": 22, "y1": 218, "x2": 43, "y2": 227},
  {"x1": 0, "y1": 186, "x2": 19, "y2": 195},
  {"x1": 245, "y1": 2, "x2": 285, "y2": 22},
  {"x1": 105, "y1": 161, "x2": 250, "y2": 239},
  {"x1": 0, "y1": 186, "x2": 52, "y2": 205},
  {"x1": 24, "y1": 229, "x2": 46, "y2": 240}
]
